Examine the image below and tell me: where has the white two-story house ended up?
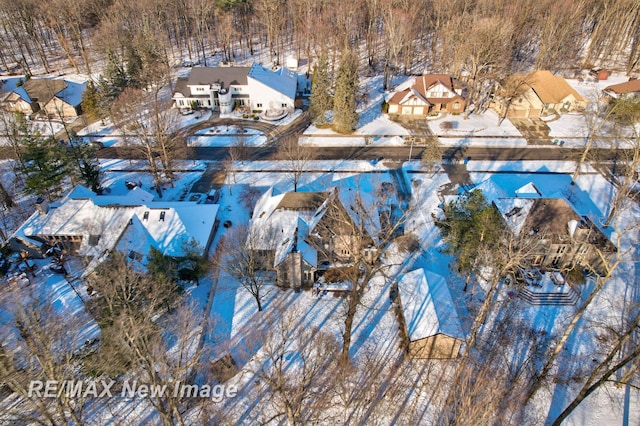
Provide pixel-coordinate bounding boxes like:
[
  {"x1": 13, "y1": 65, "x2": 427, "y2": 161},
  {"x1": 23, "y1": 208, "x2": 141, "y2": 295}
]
[{"x1": 172, "y1": 63, "x2": 297, "y2": 114}]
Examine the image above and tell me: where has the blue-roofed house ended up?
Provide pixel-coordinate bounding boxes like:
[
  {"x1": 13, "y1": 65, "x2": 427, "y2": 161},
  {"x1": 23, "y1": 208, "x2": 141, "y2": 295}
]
[
  {"x1": 43, "y1": 80, "x2": 87, "y2": 117},
  {"x1": 172, "y1": 63, "x2": 297, "y2": 116},
  {"x1": 2, "y1": 84, "x2": 35, "y2": 115},
  {"x1": 1, "y1": 78, "x2": 86, "y2": 118}
]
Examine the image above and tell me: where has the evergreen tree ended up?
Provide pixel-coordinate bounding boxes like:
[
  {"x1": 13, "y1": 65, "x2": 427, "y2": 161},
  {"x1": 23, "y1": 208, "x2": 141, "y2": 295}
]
[
  {"x1": 98, "y1": 50, "x2": 128, "y2": 111},
  {"x1": 435, "y1": 190, "x2": 502, "y2": 291},
  {"x1": 20, "y1": 135, "x2": 69, "y2": 202},
  {"x1": 309, "y1": 53, "x2": 332, "y2": 125},
  {"x1": 81, "y1": 81, "x2": 101, "y2": 121},
  {"x1": 67, "y1": 135, "x2": 103, "y2": 194},
  {"x1": 124, "y1": 45, "x2": 143, "y2": 89},
  {"x1": 332, "y1": 49, "x2": 359, "y2": 134}
]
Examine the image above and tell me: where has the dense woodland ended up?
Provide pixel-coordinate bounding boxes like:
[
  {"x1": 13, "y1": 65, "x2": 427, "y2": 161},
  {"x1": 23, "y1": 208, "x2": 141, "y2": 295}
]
[{"x1": 1, "y1": 0, "x2": 639, "y2": 88}]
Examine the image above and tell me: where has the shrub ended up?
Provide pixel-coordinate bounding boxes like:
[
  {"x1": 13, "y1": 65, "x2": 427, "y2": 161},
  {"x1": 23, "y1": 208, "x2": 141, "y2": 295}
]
[{"x1": 440, "y1": 121, "x2": 454, "y2": 131}]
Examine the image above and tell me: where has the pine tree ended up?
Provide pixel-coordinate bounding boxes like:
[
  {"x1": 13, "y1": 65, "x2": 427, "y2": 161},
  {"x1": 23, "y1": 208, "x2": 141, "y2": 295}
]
[
  {"x1": 124, "y1": 45, "x2": 143, "y2": 89},
  {"x1": 332, "y1": 49, "x2": 359, "y2": 134},
  {"x1": 67, "y1": 135, "x2": 103, "y2": 194},
  {"x1": 309, "y1": 53, "x2": 332, "y2": 125},
  {"x1": 98, "y1": 50, "x2": 128, "y2": 111},
  {"x1": 20, "y1": 135, "x2": 69, "y2": 202},
  {"x1": 81, "y1": 81, "x2": 101, "y2": 121},
  {"x1": 434, "y1": 190, "x2": 502, "y2": 291}
]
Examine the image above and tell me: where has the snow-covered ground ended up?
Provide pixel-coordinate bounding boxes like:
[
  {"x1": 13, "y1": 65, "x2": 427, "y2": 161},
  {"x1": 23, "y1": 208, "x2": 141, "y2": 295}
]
[{"x1": 428, "y1": 109, "x2": 522, "y2": 137}]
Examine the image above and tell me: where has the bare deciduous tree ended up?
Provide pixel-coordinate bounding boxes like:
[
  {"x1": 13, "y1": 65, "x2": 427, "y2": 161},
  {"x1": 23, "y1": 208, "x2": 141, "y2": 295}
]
[
  {"x1": 252, "y1": 308, "x2": 339, "y2": 425},
  {"x1": 219, "y1": 224, "x2": 275, "y2": 312},
  {"x1": 277, "y1": 133, "x2": 312, "y2": 192}
]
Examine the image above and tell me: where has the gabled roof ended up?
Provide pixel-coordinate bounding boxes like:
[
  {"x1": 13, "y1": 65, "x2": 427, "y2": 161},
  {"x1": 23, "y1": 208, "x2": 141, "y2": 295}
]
[
  {"x1": 186, "y1": 66, "x2": 251, "y2": 88},
  {"x1": 248, "y1": 63, "x2": 297, "y2": 99},
  {"x1": 248, "y1": 188, "x2": 334, "y2": 267},
  {"x1": 52, "y1": 80, "x2": 86, "y2": 107},
  {"x1": 388, "y1": 73, "x2": 464, "y2": 105},
  {"x1": 16, "y1": 185, "x2": 218, "y2": 260},
  {"x1": 414, "y1": 74, "x2": 459, "y2": 97},
  {"x1": 22, "y1": 79, "x2": 67, "y2": 104},
  {"x1": 399, "y1": 268, "x2": 464, "y2": 341},
  {"x1": 527, "y1": 70, "x2": 586, "y2": 104},
  {"x1": 10, "y1": 86, "x2": 32, "y2": 104},
  {"x1": 604, "y1": 79, "x2": 640, "y2": 95}
]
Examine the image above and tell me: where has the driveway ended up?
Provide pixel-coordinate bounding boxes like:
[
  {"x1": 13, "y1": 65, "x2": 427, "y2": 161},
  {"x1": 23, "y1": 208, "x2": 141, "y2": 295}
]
[{"x1": 510, "y1": 118, "x2": 552, "y2": 145}]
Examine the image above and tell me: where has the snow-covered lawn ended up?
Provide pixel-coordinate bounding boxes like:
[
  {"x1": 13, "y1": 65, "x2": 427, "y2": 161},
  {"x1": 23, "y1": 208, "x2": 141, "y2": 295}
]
[
  {"x1": 99, "y1": 159, "x2": 206, "y2": 201},
  {"x1": 188, "y1": 125, "x2": 267, "y2": 147},
  {"x1": 428, "y1": 109, "x2": 522, "y2": 137}
]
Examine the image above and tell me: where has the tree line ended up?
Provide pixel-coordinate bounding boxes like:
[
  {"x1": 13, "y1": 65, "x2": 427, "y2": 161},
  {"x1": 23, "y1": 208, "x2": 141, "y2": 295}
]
[{"x1": 1, "y1": 0, "x2": 639, "y2": 86}]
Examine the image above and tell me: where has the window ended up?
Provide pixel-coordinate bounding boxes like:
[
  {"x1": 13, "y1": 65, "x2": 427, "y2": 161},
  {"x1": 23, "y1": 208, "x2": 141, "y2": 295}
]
[
  {"x1": 257, "y1": 103, "x2": 262, "y2": 108},
  {"x1": 159, "y1": 211, "x2": 166, "y2": 221},
  {"x1": 128, "y1": 250, "x2": 143, "y2": 262},
  {"x1": 282, "y1": 103, "x2": 287, "y2": 108},
  {"x1": 453, "y1": 102, "x2": 460, "y2": 110},
  {"x1": 88, "y1": 235, "x2": 100, "y2": 247},
  {"x1": 556, "y1": 245, "x2": 566, "y2": 254},
  {"x1": 143, "y1": 211, "x2": 149, "y2": 221},
  {"x1": 304, "y1": 271, "x2": 314, "y2": 282}
]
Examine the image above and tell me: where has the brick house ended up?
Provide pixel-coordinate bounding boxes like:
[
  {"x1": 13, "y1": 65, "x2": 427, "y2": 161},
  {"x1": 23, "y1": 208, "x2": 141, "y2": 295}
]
[{"x1": 387, "y1": 74, "x2": 466, "y2": 118}]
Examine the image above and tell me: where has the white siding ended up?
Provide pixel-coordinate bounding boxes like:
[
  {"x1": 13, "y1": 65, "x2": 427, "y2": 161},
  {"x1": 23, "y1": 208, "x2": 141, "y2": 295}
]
[{"x1": 247, "y1": 78, "x2": 294, "y2": 111}]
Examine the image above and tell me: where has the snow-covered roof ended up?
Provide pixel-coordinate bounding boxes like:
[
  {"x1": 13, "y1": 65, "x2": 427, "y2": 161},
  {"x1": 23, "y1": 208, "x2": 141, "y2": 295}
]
[
  {"x1": 16, "y1": 185, "x2": 218, "y2": 262},
  {"x1": 399, "y1": 269, "x2": 464, "y2": 341},
  {"x1": 68, "y1": 185, "x2": 154, "y2": 206},
  {"x1": 118, "y1": 202, "x2": 218, "y2": 257},
  {"x1": 248, "y1": 63, "x2": 297, "y2": 100},
  {"x1": 515, "y1": 182, "x2": 541, "y2": 197},
  {"x1": 248, "y1": 188, "x2": 334, "y2": 268},
  {"x1": 494, "y1": 198, "x2": 536, "y2": 236},
  {"x1": 11, "y1": 86, "x2": 32, "y2": 103},
  {"x1": 53, "y1": 80, "x2": 86, "y2": 107},
  {"x1": 476, "y1": 176, "x2": 545, "y2": 205}
]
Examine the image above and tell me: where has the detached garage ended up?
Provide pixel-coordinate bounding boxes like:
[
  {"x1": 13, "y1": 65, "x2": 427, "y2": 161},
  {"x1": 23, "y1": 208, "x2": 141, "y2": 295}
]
[{"x1": 398, "y1": 269, "x2": 465, "y2": 359}]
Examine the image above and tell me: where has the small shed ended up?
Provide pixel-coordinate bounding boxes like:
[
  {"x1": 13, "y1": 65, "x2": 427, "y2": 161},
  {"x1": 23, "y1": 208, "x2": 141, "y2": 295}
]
[
  {"x1": 590, "y1": 68, "x2": 609, "y2": 81},
  {"x1": 398, "y1": 269, "x2": 465, "y2": 359}
]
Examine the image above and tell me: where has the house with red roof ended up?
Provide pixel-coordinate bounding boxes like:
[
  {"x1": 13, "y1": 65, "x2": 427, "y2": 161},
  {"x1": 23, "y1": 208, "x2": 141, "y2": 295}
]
[
  {"x1": 387, "y1": 74, "x2": 466, "y2": 118},
  {"x1": 603, "y1": 78, "x2": 640, "y2": 101}
]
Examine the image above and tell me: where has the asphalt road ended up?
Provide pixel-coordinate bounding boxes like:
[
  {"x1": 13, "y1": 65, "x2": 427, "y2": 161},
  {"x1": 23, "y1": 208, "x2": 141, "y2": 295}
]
[
  {"x1": 0, "y1": 110, "x2": 630, "y2": 164},
  {"x1": 87, "y1": 145, "x2": 631, "y2": 163},
  {"x1": 0, "y1": 144, "x2": 624, "y2": 163}
]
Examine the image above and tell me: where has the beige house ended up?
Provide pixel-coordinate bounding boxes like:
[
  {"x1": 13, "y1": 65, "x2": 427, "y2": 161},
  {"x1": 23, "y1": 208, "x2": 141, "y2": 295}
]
[
  {"x1": 248, "y1": 188, "x2": 360, "y2": 289},
  {"x1": 603, "y1": 78, "x2": 640, "y2": 101},
  {"x1": 387, "y1": 74, "x2": 466, "y2": 118},
  {"x1": 486, "y1": 182, "x2": 616, "y2": 276},
  {"x1": 397, "y1": 269, "x2": 465, "y2": 359},
  {"x1": 492, "y1": 70, "x2": 587, "y2": 118},
  {"x1": 494, "y1": 197, "x2": 615, "y2": 276},
  {"x1": 1, "y1": 78, "x2": 86, "y2": 118}
]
